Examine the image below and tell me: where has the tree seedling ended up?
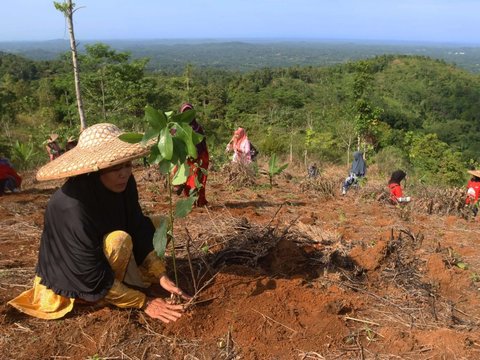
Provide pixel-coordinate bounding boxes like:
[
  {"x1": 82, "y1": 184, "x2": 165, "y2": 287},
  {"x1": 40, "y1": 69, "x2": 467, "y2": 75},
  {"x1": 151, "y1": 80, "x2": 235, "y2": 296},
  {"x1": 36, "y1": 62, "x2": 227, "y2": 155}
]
[
  {"x1": 267, "y1": 153, "x2": 288, "y2": 189},
  {"x1": 120, "y1": 105, "x2": 203, "y2": 286}
]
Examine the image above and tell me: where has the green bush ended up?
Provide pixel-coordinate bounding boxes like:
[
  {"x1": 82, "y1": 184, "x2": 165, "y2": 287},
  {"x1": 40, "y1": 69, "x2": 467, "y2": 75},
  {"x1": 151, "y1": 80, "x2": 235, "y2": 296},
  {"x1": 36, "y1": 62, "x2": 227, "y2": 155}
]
[
  {"x1": 11, "y1": 140, "x2": 38, "y2": 170},
  {"x1": 374, "y1": 146, "x2": 411, "y2": 178},
  {"x1": 408, "y1": 133, "x2": 466, "y2": 186}
]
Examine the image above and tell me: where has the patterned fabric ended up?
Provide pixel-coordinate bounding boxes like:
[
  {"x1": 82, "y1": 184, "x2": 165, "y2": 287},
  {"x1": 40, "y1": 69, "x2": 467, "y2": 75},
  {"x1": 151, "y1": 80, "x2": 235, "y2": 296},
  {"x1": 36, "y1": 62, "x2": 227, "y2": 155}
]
[
  {"x1": 7, "y1": 276, "x2": 75, "y2": 320},
  {"x1": 342, "y1": 173, "x2": 359, "y2": 194},
  {"x1": 8, "y1": 229, "x2": 165, "y2": 319}
]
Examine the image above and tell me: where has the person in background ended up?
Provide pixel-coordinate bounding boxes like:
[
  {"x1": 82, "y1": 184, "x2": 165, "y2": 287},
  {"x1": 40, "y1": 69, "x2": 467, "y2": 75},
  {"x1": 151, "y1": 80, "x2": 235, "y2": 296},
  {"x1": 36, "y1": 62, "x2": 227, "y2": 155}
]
[
  {"x1": 9, "y1": 123, "x2": 190, "y2": 322},
  {"x1": 45, "y1": 134, "x2": 63, "y2": 161},
  {"x1": 0, "y1": 156, "x2": 22, "y2": 195},
  {"x1": 65, "y1": 136, "x2": 78, "y2": 151},
  {"x1": 175, "y1": 103, "x2": 209, "y2": 207},
  {"x1": 466, "y1": 169, "x2": 480, "y2": 217},
  {"x1": 226, "y1": 127, "x2": 251, "y2": 164},
  {"x1": 388, "y1": 170, "x2": 411, "y2": 204},
  {"x1": 342, "y1": 151, "x2": 367, "y2": 195},
  {"x1": 307, "y1": 163, "x2": 319, "y2": 178}
]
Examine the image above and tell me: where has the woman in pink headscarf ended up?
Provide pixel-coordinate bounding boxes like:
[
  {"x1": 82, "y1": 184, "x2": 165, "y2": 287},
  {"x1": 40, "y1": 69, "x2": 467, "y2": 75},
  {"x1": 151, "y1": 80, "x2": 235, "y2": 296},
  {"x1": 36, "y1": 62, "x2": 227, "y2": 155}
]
[{"x1": 226, "y1": 127, "x2": 251, "y2": 164}]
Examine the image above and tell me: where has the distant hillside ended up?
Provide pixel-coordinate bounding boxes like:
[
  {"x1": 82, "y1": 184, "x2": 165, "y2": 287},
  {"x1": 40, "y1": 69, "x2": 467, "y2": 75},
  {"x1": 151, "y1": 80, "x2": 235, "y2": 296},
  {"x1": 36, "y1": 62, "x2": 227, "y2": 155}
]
[
  {"x1": 1, "y1": 49, "x2": 479, "y2": 183},
  {"x1": 0, "y1": 39, "x2": 479, "y2": 73}
]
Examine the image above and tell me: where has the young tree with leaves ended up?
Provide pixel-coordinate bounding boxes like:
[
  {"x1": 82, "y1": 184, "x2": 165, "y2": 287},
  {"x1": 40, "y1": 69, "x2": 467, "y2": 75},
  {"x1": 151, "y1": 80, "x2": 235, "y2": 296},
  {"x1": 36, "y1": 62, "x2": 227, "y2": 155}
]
[
  {"x1": 352, "y1": 61, "x2": 383, "y2": 156},
  {"x1": 121, "y1": 106, "x2": 204, "y2": 286}
]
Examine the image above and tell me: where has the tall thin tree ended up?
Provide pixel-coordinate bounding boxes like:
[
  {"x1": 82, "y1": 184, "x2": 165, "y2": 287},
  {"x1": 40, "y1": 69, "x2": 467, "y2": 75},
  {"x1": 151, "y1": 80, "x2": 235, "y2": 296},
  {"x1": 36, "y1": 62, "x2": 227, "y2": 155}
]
[{"x1": 54, "y1": 0, "x2": 87, "y2": 131}]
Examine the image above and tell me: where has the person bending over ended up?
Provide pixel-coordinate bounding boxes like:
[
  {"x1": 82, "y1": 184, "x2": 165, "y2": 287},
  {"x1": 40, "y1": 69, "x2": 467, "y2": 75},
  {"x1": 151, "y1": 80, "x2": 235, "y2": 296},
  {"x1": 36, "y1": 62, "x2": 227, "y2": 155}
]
[
  {"x1": 388, "y1": 170, "x2": 411, "y2": 204},
  {"x1": 9, "y1": 123, "x2": 190, "y2": 322}
]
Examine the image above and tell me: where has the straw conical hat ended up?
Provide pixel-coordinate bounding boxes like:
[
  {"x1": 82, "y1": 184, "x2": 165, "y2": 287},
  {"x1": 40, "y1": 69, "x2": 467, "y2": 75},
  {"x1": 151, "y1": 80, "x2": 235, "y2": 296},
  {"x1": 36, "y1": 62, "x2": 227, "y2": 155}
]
[
  {"x1": 48, "y1": 133, "x2": 59, "y2": 143},
  {"x1": 468, "y1": 169, "x2": 480, "y2": 178},
  {"x1": 37, "y1": 123, "x2": 150, "y2": 181}
]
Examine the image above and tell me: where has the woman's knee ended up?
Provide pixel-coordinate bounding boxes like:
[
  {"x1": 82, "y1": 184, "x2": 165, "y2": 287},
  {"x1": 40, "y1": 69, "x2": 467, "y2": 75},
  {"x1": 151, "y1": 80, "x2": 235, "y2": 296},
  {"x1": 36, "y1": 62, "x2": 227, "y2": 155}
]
[{"x1": 104, "y1": 231, "x2": 133, "y2": 257}]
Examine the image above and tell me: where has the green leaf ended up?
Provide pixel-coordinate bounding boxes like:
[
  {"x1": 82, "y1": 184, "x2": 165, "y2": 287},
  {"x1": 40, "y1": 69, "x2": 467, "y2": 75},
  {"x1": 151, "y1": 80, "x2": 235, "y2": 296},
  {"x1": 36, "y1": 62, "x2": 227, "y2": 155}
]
[
  {"x1": 268, "y1": 153, "x2": 288, "y2": 176},
  {"x1": 172, "y1": 109, "x2": 196, "y2": 124},
  {"x1": 273, "y1": 162, "x2": 289, "y2": 175},
  {"x1": 145, "y1": 105, "x2": 167, "y2": 130},
  {"x1": 158, "y1": 128, "x2": 173, "y2": 160},
  {"x1": 192, "y1": 130, "x2": 204, "y2": 145},
  {"x1": 268, "y1": 154, "x2": 277, "y2": 175},
  {"x1": 153, "y1": 217, "x2": 169, "y2": 258},
  {"x1": 194, "y1": 170, "x2": 202, "y2": 188},
  {"x1": 174, "y1": 124, "x2": 197, "y2": 158},
  {"x1": 53, "y1": 2, "x2": 70, "y2": 13},
  {"x1": 172, "y1": 137, "x2": 188, "y2": 164},
  {"x1": 175, "y1": 195, "x2": 197, "y2": 218},
  {"x1": 142, "y1": 127, "x2": 159, "y2": 146},
  {"x1": 148, "y1": 145, "x2": 162, "y2": 165},
  {"x1": 119, "y1": 132, "x2": 143, "y2": 144},
  {"x1": 456, "y1": 262, "x2": 468, "y2": 270},
  {"x1": 158, "y1": 159, "x2": 172, "y2": 174},
  {"x1": 172, "y1": 163, "x2": 189, "y2": 185}
]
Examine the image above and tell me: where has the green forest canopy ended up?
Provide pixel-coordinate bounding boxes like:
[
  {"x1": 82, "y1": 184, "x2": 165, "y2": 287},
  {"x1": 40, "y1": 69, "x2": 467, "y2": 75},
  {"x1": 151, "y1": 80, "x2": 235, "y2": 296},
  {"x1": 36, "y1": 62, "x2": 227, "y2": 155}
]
[{"x1": 1, "y1": 44, "x2": 479, "y2": 186}]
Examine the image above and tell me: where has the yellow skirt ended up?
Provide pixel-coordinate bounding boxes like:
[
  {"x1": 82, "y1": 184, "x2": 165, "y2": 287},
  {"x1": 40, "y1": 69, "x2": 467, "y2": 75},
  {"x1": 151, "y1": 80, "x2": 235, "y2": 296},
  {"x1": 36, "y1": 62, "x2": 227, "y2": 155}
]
[{"x1": 8, "y1": 225, "x2": 166, "y2": 319}]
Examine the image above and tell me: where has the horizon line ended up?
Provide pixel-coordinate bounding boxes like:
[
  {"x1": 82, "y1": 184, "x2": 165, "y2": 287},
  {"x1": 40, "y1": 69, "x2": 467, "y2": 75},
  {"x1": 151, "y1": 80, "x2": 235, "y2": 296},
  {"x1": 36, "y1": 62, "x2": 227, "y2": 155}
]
[{"x1": 0, "y1": 37, "x2": 479, "y2": 47}]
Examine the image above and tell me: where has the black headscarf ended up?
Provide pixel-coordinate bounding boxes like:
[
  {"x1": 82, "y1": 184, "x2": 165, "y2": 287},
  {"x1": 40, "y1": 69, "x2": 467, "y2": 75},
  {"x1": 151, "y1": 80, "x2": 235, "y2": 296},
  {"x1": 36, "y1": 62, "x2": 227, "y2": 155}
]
[
  {"x1": 36, "y1": 172, "x2": 155, "y2": 302},
  {"x1": 350, "y1": 151, "x2": 367, "y2": 176},
  {"x1": 389, "y1": 170, "x2": 407, "y2": 185}
]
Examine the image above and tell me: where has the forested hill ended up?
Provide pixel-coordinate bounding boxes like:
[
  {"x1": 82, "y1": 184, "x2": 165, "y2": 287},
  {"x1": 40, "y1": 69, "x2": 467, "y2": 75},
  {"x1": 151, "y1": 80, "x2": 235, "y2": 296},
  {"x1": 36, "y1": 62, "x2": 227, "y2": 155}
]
[
  {"x1": 1, "y1": 39, "x2": 480, "y2": 73},
  {"x1": 1, "y1": 47, "x2": 479, "y2": 186}
]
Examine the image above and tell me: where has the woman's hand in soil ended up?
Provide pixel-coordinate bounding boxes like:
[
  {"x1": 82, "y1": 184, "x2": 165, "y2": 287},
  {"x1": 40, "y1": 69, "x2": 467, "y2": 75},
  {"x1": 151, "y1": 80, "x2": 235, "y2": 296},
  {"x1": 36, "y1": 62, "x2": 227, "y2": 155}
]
[
  {"x1": 144, "y1": 298, "x2": 184, "y2": 322},
  {"x1": 159, "y1": 274, "x2": 192, "y2": 301}
]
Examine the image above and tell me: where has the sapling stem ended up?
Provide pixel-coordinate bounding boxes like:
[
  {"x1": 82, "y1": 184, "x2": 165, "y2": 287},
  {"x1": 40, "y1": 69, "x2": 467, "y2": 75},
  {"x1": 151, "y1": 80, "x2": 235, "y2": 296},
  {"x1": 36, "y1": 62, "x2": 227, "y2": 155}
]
[{"x1": 166, "y1": 174, "x2": 179, "y2": 287}]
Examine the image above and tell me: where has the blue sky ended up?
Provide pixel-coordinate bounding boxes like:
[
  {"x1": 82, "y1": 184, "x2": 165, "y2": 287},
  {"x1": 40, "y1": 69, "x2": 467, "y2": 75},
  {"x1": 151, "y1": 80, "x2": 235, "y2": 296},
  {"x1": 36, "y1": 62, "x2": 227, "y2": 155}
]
[{"x1": 1, "y1": 0, "x2": 479, "y2": 44}]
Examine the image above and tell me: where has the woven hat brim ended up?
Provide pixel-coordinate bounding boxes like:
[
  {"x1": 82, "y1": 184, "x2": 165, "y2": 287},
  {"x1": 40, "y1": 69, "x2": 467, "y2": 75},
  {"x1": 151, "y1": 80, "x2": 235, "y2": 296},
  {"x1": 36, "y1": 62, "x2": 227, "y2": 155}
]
[
  {"x1": 36, "y1": 140, "x2": 150, "y2": 181},
  {"x1": 468, "y1": 170, "x2": 480, "y2": 178}
]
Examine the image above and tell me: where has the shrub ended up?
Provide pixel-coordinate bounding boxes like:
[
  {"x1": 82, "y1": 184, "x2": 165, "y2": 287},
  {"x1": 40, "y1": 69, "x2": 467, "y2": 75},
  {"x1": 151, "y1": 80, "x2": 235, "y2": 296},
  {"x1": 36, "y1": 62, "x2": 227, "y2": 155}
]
[
  {"x1": 11, "y1": 140, "x2": 38, "y2": 170},
  {"x1": 408, "y1": 133, "x2": 466, "y2": 186},
  {"x1": 374, "y1": 146, "x2": 410, "y2": 177}
]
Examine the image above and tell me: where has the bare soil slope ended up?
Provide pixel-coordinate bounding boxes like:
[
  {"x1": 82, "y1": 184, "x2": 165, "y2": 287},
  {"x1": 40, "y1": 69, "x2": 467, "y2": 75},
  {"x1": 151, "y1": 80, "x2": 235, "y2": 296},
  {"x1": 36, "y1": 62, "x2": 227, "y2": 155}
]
[{"x1": 1, "y1": 165, "x2": 480, "y2": 359}]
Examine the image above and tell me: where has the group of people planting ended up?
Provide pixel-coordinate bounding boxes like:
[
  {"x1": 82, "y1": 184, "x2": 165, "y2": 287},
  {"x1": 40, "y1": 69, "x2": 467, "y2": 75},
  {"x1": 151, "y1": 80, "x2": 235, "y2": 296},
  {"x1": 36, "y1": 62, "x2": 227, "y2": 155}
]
[
  {"x1": 5, "y1": 102, "x2": 480, "y2": 324},
  {"x1": 340, "y1": 150, "x2": 411, "y2": 204},
  {"x1": 340, "y1": 150, "x2": 480, "y2": 213}
]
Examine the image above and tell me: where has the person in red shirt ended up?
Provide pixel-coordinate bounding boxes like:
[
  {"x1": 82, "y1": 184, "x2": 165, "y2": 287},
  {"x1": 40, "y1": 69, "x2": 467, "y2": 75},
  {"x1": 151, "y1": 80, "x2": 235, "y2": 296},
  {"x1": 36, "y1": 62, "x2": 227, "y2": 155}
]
[
  {"x1": 0, "y1": 157, "x2": 22, "y2": 195},
  {"x1": 388, "y1": 170, "x2": 411, "y2": 204},
  {"x1": 466, "y1": 169, "x2": 480, "y2": 217}
]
